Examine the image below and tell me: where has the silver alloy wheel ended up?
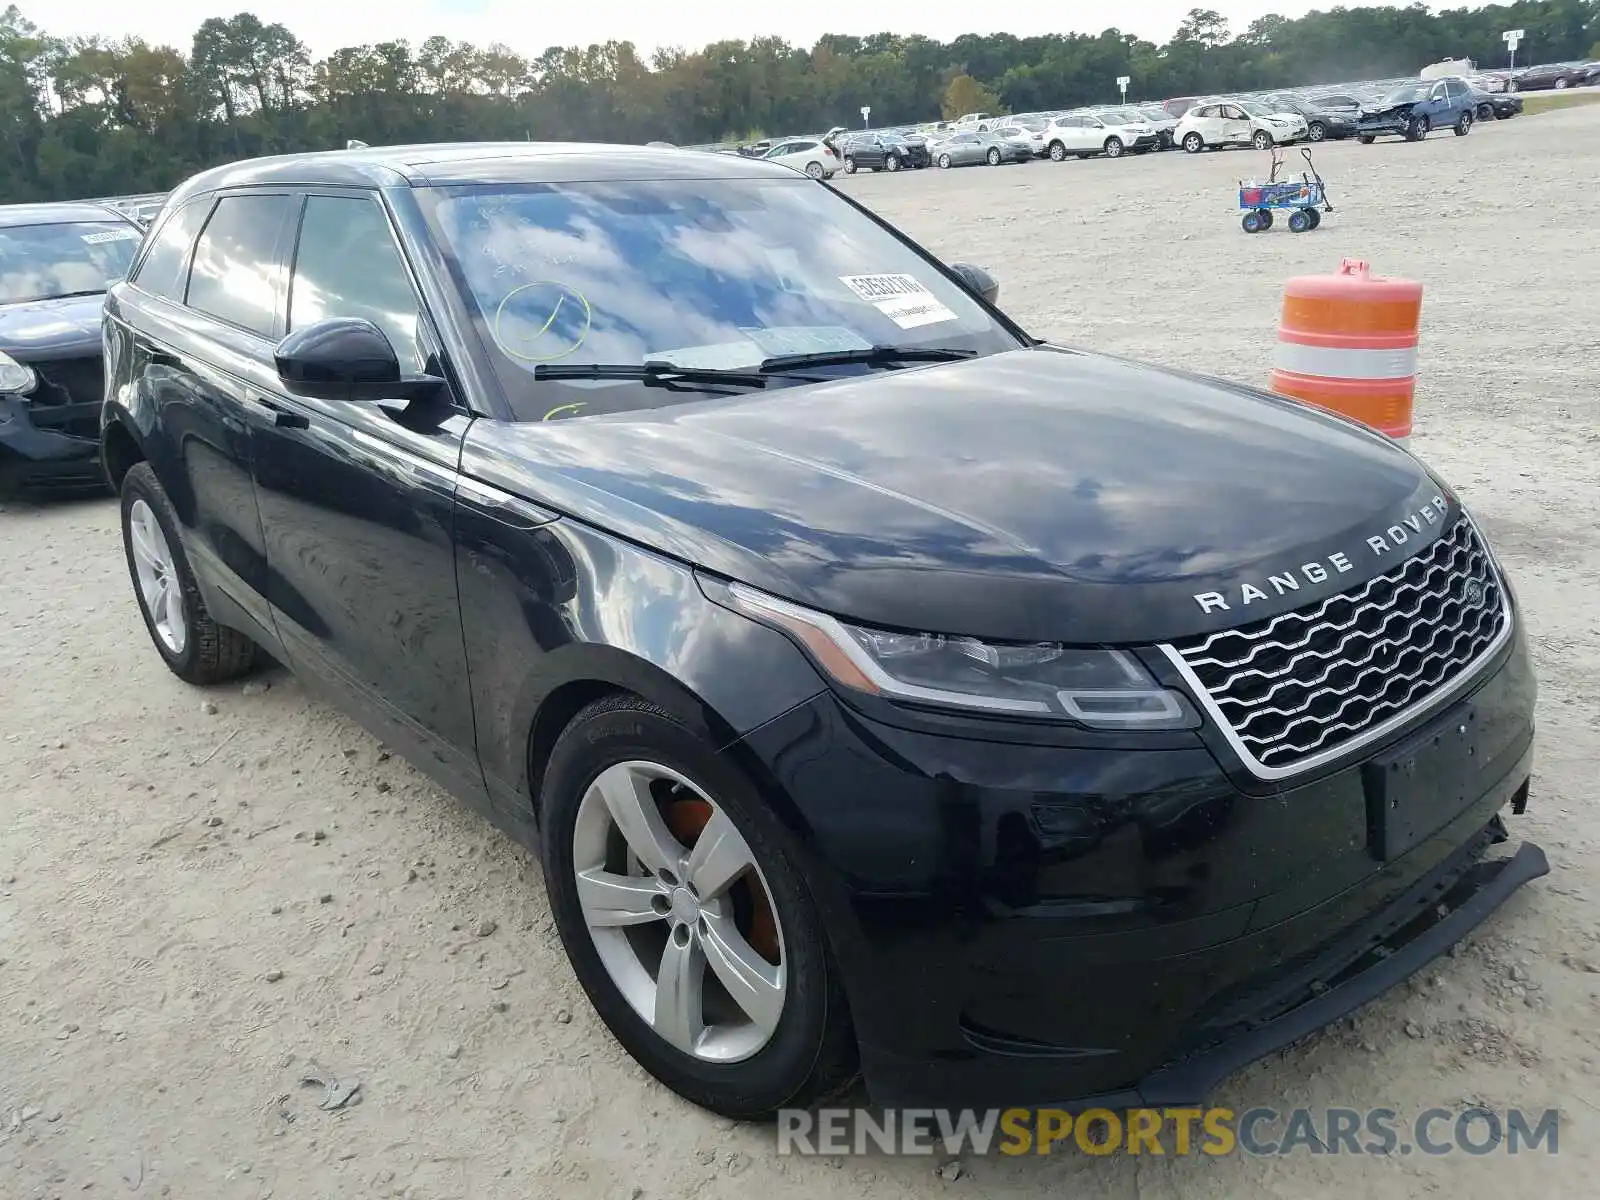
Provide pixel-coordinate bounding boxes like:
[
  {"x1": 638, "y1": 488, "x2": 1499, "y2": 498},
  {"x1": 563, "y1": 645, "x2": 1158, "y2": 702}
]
[
  {"x1": 573, "y1": 760, "x2": 787, "y2": 1063},
  {"x1": 128, "y1": 497, "x2": 188, "y2": 655},
  {"x1": 805, "y1": 161, "x2": 824, "y2": 179}
]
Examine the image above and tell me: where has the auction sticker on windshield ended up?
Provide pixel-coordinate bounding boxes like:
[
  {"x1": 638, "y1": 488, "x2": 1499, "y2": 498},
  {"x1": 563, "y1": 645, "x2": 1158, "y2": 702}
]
[
  {"x1": 839, "y1": 274, "x2": 958, "y2": 329},
  {"x1": 82, "y1": 228, "x2": 142, "y2": 244}
]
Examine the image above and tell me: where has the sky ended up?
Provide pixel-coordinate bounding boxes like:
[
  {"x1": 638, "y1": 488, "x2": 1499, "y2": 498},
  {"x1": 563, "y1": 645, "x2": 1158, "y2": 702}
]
[{"x1": 19, "y1": 1, "x2": 1339, "y2": 61}]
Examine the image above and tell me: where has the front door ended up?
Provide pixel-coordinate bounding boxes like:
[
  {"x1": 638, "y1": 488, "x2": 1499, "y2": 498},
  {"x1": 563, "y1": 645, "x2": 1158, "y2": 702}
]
[
  {"x1": 1222, "y1": 105, "x2": 1253, "y2": 143},
  {"x1": 248, "y1": 190, "x2": 486, "y2": 805}
]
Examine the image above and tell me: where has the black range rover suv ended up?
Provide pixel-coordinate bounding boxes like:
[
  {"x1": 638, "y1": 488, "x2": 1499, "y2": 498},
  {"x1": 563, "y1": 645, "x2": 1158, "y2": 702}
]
[{"x1": 101, "y1": 143, "x2": 1540, "y2": 1119}]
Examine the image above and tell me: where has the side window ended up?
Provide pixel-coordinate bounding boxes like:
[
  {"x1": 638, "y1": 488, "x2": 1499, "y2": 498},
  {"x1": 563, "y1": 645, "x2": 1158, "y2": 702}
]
[
  {"x1": 129, "y1": 199, "x2": 207, "y2": 302},
  {"x1": 288, "y1": 195, "x2": 424, "y2": 373},
  {"x1": 186, "y1": 194, "x2": 291, "y2": 337}
]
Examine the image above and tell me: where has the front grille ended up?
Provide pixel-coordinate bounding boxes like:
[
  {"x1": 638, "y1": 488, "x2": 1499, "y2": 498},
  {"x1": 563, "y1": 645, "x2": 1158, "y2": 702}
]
[
  {"x1": 30, "y1": 357, "x2": 104, "y2": 439},
  {"x1": 1168, "y1": 515, "x2": 1508, "y2": 776}
]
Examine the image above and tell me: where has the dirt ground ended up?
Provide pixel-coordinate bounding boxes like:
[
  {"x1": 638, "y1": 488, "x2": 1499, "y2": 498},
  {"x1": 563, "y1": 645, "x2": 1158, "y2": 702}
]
[{"x1": 4, "y1": 105, "x2": 1599, "y2": 1199}]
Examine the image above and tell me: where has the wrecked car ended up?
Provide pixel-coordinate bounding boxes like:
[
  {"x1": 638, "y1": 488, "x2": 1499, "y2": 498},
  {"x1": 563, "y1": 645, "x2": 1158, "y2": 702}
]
[{"x1": 1356, "y1": 77, "x2": 1477, "y2": 142}]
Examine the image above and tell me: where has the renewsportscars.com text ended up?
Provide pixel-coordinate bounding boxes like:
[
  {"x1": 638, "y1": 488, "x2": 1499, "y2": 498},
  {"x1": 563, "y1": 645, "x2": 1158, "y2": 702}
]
[{"x1": 777, "y1": 1106, "x2": 1561, "y2": 1157}]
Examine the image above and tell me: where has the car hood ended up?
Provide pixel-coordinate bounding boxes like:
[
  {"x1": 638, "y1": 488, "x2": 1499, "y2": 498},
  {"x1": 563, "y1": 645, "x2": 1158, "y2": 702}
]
[
  {"x1": 0, "y1": 293, "x2": 105, "y2": 360},
  {"x1": 463, "y1": 347, "x2": 1454, "y2": 645}
]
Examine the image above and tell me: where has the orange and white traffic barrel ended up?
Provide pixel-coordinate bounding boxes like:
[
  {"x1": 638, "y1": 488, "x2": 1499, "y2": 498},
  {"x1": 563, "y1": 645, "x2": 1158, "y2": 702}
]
[{"x1": 1269, "y1": 259, "x2": 1423, "y2": 443}]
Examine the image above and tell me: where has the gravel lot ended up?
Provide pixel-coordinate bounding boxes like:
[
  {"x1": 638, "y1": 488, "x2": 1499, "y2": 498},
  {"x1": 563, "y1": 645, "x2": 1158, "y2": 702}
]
[{"x1": 4, "y1": 105, "x2": 1599, "y2": 1198}]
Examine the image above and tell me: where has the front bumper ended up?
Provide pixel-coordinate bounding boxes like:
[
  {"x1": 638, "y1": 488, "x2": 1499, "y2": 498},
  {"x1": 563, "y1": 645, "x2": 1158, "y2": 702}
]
[
  {"x1": 1130, "y1": 133, "x2": 1161, "y2": 151},
  {"x1": 734, "y1": 618, "x2": 1538, "y2": 1109},
  {"x1": 0, "y1": 393, "x2": 104, "y2": 488}
]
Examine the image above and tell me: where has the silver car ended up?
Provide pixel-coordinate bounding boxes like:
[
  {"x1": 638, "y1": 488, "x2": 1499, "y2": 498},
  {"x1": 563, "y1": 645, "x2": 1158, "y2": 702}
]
[{"x1": 931, "y1": 131, "x2": 1033, "y2": 168}]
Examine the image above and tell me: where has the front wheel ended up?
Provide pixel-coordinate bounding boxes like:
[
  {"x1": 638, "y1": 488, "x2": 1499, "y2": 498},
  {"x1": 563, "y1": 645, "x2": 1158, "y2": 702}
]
[
  {"x1": 1241, "y1": 210, "x2": 1265, "y2": 233},
  {"x1": 1183, "y1": 132, "x2": 1204, "y2": 153},
  {"x1": 120, "y1": 462, "x2": 257, "y2": 685},
  {"x1": 1555, "y1": 78, "x2": 1569, "y2": 90},
  {"x1": 1454, "y1": 111, "x2": 1473, "y2": 136},
  {"x1": 1252, "y1": 129, "x2": 1274, "y2": 150},
  {"x1": 1357, "y1": 134, "x2": 1376, "y2": 144},
  {"x1": 842, "y1": 157, "x2": 857, "y2": 174},
  {"x1": 1103, "y1": 137, "x2": 1124, "y2": 158},
  {"x1": 1307, "y1": 122, "x2": 1326, "y2": 142},
  {"x1": 1405, "y1": 114, "x2": 1430, "y2": 141},
  {"x1": 1477, "y1": 102, "x2": 1495, "y2": 121},
  {"x1": 937, "y1": 153, "x2": 952, "y2": 168},
  {"x1": 1288, "y1": 209, "x2": 1312, "y2": 233},
  {"x1": 884, "y1": 153, "x2": 901, "y2": 172},
  {"x1": 986, "y1": 147, "x2": 1002, "y2": 165},
  {"x1": 540, "y1": 696, "x2": 858, "y2": 1119}
]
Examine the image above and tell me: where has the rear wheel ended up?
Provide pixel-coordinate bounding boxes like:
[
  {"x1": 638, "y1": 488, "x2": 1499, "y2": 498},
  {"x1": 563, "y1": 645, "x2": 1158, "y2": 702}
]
[
  {"x1": 1306, "y1": 207, "x2": 1322, "y2": 229},
  {"x1": 937, "y1": 153, "x2": 952, "y2": 169},
  {"x1": 986, "y1": 147, "x2": 1002, "y2": 165},
  {"x1": 1555, "y1": 78, "x2": 1569, "y2": 90},
  {"x1": 1103, "y1": 137, "x2": 1125, "y2": 158},
  {"x1": 1241, "y1": 210, "x2": 1265, "y2": 234},
  {"x1": 1048, "y1": 140, "x2": 1066, "y2": 161},
  {"x1": 842, "y1": 157, "x2": 857, "y2": 174},
  {"x1": 1454, "y1": 111, "x2": 1473, "y2": 136},
  {"x1": 540, "y1": 696, "x2": 858, "y2": 1119},
  {"x1": 120, "y1": 462, "x2": 257, "y2": 685},
  {"x1": 1307, "y1": 121, "x2": 1327, "y2": 142},
  {"x1": 804, "y1": 161, "x2": 825, "y2": 179},
  {"x1": 1288, "y1": 209, "x2": 1312, "y2": 233},
  {"x1": 1358, "y1": 134, "x2": 1376, "y2": 144},
  {"x1": 1183, "y1": 132, "x2": 1204, "y2": 153}
]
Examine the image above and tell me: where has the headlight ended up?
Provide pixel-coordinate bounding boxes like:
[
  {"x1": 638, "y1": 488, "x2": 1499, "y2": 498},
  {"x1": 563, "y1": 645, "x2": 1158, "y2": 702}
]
[
  {"x1": 727, "y1": 583, "x2": 1196, "y2": 729},
  {"x1": 0, "y1": 350, "x2": 38, "y2": 395}
]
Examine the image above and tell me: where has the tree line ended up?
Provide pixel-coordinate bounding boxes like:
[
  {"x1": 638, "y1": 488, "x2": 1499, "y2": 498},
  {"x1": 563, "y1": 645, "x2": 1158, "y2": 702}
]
[{"x1": 1, "y1": 2, "x2": 1596, "y2": 203}]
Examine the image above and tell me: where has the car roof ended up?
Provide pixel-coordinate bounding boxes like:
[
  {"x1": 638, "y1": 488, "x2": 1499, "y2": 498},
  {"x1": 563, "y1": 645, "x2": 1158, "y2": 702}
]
[
  {"x1": 0, "y1": 200, "x2": 133, "y2": 228},
  {"x1": 166, "y1": 141, "x2": 802, "y2": 206}
]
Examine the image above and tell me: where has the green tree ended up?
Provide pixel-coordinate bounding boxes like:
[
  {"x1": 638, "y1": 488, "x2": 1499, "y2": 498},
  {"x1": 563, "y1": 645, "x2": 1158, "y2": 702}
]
[{"x1": 941, "y1": 72, "x2": 1001, "y2": 119}]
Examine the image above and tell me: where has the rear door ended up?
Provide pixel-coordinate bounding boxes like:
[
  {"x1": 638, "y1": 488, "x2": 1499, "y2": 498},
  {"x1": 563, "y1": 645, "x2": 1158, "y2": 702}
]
[
  {"x1": 248, "y1": 189, "x2": 486, "y2": 804},
  {"x1": 107, "y1": 190, "x2": 294, "y2": 651}
]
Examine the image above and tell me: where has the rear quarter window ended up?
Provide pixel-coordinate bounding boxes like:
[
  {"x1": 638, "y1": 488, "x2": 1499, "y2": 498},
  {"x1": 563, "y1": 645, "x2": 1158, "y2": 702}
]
[{"x1": 129, "y1": 200, "x2": 208, "y2": 302}]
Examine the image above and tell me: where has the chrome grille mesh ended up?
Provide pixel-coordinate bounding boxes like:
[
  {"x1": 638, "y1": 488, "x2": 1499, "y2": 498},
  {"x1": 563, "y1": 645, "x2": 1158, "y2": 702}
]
[{"x1": 1169, "y1": 516, "x2": 1507, "y2": 774}]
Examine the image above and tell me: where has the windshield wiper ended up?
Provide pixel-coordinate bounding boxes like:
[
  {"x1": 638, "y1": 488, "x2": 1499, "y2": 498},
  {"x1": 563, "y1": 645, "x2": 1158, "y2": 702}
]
[
  {"x1": 533, "y1": 361, "x2": 774, "y2": 387},
  {"x1": 758, "y1": 345, "x2": 980, "y2": 373}
]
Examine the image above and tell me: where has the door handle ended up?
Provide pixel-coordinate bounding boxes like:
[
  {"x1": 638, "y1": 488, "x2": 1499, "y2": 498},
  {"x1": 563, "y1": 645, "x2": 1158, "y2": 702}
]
[{"x1": 253, "y1": 396, "x2": 310, "y2": 430}]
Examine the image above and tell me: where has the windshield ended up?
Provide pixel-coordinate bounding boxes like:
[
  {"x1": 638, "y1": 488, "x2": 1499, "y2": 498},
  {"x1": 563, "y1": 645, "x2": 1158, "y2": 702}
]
[
  {"x1": 1236, "y1": 101, "x2": 1273, "y2": 118},
  {"x1": 1382, "y1": 84, "x2": 1430, "y2": 105},
  {"x1": 421, "y1": 178, "x2": 1022, "y2": 422},
  {"x1": 1139, "y1": 107, "x2": 1168, "y2": 120},
  {"x1": 1098, "y1": 108, "x2": 1145, "y2": 123},
  {"x1": 0, "y1": 219, "x2": 143, "y2": 305},
  {"x1": 1008, "y1": 116, "x2": 1046, "y2": 130}
]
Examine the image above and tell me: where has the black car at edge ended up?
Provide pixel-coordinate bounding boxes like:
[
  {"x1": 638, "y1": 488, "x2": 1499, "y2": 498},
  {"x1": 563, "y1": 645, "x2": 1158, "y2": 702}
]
[
  {"x1": 0, "y1": 201, "x2": 146, "y2": 491},
  {"x1": 101, "y1": 142, "x2": 1542, "y2": 1120}
]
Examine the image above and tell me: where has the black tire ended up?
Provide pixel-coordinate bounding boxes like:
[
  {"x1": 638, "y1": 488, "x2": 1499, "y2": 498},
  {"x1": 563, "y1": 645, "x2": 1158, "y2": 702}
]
[
  {"x1": 1253, "y1": 129, "x2": 1274, "y2": 150},
  {"x1": 1405, "y1": 114, "x2": 1429, "y2": 141},
  {"x1": 540, "y1": 695, "x2": 859, "y2": 1120},
  {"x1": 1258, "y1": 208, "x2": 1274, "y2": 230},
  {"x1": 1555, "y1": 78, "x2": 1569, "y2": 90},
  {"x1": 842, "y1": 157, "x2": 856, "y2": 174},
  {"x1": 1103, "y1": 137, "x2": 1124, "y2": 158},
  {"x1": 1288, "y1": 209, "x2": 1312, "y2": 233},
  {"x1": 1242, "y1": 211, "x2": 1264, "y2": 234},
  {"x1": 1454, "y1": 111, "x2": 1473, "y2": 136},
  {"x1": 1047, "y1": 140, "x2": 1066, "y2": 161},
  {"x1": 1183, "y1": 132, "x2": 1204, "y2": 153},
  {"x1": 884, "y1": 153, "x2": 900, "y2": 172},
  {"x1": 937, "y1": 153, "x2": 951, "y2": 169},
  {"x1": 120, "y1": 462, "x2": 257, "y2": 685},
  {"x1": 986, "y1": 147, "x2": 1002, "y2": 165},
  {"x1": 1308, "y1": 121, "x2": 1327, "y2": 141},
  {"x1": 1477, "y1": 102, "x2": 1495, "y2": 121},
  {"x1": 1358, "y1": 134, "x2": 1376, "y2": 144},
  {"x1": 1306, "y1": 207, "x2": 1322, "y2": 229}
]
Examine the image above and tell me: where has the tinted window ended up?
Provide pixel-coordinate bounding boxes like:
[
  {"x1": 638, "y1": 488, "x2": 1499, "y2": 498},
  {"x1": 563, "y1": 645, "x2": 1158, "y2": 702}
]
[
  {"x1": 131, "y1": 200, "x2": 207, "y2": 301},
  {"x1": 0, "y1": 218, "x2": 143, "y2": 304},
  {"x1": 186, "y1": 194, "x2": 290, "y2": 336},
  {"x1": 288, "y1": 195, "x2": 423, "y2": 373},
  {"x1": 421, "y1": 178, "x2": 1021, "y2": 422},
  {"x1": 792, "y1": 141, "x2": 818, "y2": 152}
]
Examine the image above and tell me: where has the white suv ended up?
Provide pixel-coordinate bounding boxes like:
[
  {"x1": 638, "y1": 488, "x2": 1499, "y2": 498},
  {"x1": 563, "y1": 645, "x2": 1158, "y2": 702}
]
[
  {"x1": 1041, "y1": 111, "x2": 1161, "y2": 160},
  {"x1": 761, "y1": 137, "x2": 840, "y2": 179},
  {"x1": 1176, "y1": 100, "x2": 1309, "y2": 152}
]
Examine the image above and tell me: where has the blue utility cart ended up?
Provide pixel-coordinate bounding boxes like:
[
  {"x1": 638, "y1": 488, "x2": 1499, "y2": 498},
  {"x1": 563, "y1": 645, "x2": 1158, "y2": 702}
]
[{"x1": 1239, "y1": 147, "x2": 1333, "y2": 234}]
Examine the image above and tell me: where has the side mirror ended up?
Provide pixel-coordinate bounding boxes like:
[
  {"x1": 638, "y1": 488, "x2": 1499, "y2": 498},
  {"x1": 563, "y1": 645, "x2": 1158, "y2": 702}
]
[
  {"x1": 949, "y1": 262, "x2": 1000, "y2": 306},
  {"x1": 274, "y1": 317, "x2": 444, "y2": 404}
]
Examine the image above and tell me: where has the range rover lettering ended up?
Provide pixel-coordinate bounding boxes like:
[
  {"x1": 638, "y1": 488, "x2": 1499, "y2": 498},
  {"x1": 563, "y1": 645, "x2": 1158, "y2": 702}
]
[{"x1": 101, "y1": 143, "x2": 1541, "y2": 1120}]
